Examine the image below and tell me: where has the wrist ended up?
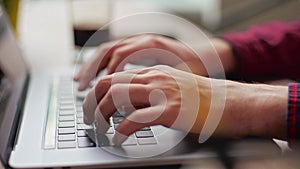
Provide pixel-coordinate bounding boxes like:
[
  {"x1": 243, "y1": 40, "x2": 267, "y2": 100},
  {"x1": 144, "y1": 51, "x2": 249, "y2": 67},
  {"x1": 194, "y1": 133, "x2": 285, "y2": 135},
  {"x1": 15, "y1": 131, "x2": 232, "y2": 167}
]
[
  {"x1": 240, "y1": 84, "x2": 288, "y2": 139},
  {"x1": 211, "y1": 38, "x2": 237, "y2": 75},
  {"x1": 213, "y1": 81, "x2": 288, "y2": 140}
]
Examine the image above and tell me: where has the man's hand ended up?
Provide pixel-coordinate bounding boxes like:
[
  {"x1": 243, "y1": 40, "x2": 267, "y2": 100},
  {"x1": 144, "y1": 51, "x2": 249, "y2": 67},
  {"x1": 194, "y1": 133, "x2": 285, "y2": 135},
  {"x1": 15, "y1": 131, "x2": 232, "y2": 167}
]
[
  {"x1": 74, "y1": 34, "x2": 214, "y2": 91},
  {"x1": 82, "y1": 65, "x2": 210, "y2": 145},
  {"x1": 82, "y1": 65, "x2": 288, "y2": 145}
]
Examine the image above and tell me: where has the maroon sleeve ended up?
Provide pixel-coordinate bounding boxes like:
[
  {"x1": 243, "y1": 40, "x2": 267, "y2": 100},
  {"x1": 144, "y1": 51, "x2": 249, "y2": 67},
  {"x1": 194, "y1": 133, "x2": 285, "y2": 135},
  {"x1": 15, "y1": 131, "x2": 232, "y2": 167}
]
[{"x1": 222, "y1": 19, "x2": 300, "y2": 80}]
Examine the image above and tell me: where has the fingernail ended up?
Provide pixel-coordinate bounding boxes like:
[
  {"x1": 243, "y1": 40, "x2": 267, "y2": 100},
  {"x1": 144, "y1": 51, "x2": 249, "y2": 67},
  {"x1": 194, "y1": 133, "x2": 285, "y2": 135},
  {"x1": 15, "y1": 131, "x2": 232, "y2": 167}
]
[{"x1": 112, "y1": 131, "x2": 128, "y2": 146}]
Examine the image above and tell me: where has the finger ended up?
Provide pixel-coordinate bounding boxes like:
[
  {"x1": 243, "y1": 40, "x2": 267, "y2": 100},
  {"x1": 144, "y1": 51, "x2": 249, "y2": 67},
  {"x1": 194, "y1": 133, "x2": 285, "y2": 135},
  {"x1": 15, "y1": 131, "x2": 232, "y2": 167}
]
[
  {"x1": 82, "y1": 89, "x2": 98, "y2": 124},
  {"x1": 83, "y1": 72, "x2": 148, "y2": 124},
  {"x1": 75, "y1": 57, "x2": 108, "y2": 91},
  {"x1": 74, "y1": 35, "x2": 150, "y2": 82},
  {"x1": 73, "y1": 71, "x2": 81, "y2": 81},
  {"x1": 75, "y1": 40, "x2": 126, "y2": 90},
  {"x1": 94, "y1": 108, "x2": 111, "y2": 134},
  {"x1": 106, "y1": 34, "x2": 166, "y2": 74},
  {"x1": 97, "y1": 83, "x2": 150, "y2": 122},
  {"x1": 113, "y1": 34, "x2": 145, "y2": 45},
  {"x1": 106, "y1": 44, "x2": 146, "y2": 74},
  {"x1": 77, "y1": 66, "x2": 98, "y2": 91},
  {"x1": 94, "y1": 72, "x2": 147, "y2": 102},
  {"x1": 112, "y1": 106, "x2": 159, "y2": 145}
]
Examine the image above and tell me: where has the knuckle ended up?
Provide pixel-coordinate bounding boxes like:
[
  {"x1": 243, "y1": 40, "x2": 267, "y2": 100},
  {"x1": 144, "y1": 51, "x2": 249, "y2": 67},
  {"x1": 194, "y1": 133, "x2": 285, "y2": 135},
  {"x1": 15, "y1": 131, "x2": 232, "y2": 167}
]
[
  {"x1": 113, "y1": 48, "x2": 125, "y2": 57},
  {"x1": 98, "y1": 42, "x2": 110, "y2": 51},
  {"x1": 106, "y1": 87, "x2": 113, "y2": 97},
  {"x1": 144, "y1": 34, "x2": 161, "y2": 47},
  {"x1": 107, "y1": 84, "x2": 122, "y2": 101},
  {"x1": 152, "y1": 64, "x2": 169, "y2": 70},
  {"x1": 152, "y1": 72, "x2": 169, "y2": 81},
  {"x1": 144, "y1": 84, "x2": 152, "y2": 94},
  {"x1": 106, "y1": 62, "x2": 114, "y2": 71},
  {"x1": 96, "y1": 77, "x2": 110, "y2": 89},
  {"x1": 111, "y1": 83, "x2": 124, "y2": 93},
  {"x1": 143, "y1": 70, "x2": 170, "y2": 85}
]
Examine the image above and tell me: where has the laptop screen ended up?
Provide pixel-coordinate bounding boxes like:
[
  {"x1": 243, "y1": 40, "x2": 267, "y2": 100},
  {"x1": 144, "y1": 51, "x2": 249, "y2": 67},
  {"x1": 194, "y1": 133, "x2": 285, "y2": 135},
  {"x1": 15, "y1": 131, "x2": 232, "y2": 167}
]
[{"x1": 0, "y1": 7, "x2": 28, "y2": 165}]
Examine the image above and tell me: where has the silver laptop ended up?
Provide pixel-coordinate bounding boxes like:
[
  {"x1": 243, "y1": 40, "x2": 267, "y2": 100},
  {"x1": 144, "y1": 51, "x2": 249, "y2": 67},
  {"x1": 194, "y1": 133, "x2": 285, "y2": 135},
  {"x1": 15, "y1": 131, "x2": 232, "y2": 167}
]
[
  {"x1": 0, "y1": 6, "x2": 213, "y2": 169},
  {"x1": 0, "y1": 6, "x2": 280, "y2": 169}
]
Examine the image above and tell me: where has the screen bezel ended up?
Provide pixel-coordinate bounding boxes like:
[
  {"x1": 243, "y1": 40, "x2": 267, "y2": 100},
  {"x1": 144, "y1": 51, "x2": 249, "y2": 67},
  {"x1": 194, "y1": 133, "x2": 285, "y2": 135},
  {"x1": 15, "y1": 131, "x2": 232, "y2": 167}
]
[{"x1": 0, "y1": 8, "x2": 29, "y2": 167}]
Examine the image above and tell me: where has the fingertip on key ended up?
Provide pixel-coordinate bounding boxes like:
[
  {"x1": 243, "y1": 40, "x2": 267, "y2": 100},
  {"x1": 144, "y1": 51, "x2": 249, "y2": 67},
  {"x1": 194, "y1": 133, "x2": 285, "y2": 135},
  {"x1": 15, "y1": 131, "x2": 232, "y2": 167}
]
[
  {"x1": 112, "y1": 131, "x2": 128, "y2": 146},
  {"x1": 78, "y1": 84, "x2": 86, "y2": 91},
  {"x1": 73, "y1": 75, "x2": 79, "y2": 81},
  {"x1": 84, "y1": 116, "x2": 93, "y2": 125}
]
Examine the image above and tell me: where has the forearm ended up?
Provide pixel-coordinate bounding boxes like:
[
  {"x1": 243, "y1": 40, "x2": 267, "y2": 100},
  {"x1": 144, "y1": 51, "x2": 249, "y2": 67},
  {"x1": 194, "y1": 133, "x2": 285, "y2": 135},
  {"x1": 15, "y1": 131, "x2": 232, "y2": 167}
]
[
  {"x1": 191, "y1": 76, "x2": 288, "y2": 141},
  {"x1": 220, "y1": 82, "x2": 288, "y2": 140},
  {"x1": 243, "y1": 83, "x2": 288, "y2": 140}
]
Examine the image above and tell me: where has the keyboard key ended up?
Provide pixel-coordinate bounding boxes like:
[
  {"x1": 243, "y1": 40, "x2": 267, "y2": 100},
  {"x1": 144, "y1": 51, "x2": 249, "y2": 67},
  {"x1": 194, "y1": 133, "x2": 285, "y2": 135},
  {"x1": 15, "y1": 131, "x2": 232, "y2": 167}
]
[
  {"x1": 140, "y1": 127, "x2": 151, "y2": 131},
  {"x1": 113, "y1": 112, "x2": 124, "y2": 117},
  {"x1": 137, "y1": 137, "x2": 157, "y2": 145},
  {"x1": 77, "y1": 124, "x2": 93, "y2": 130},
  {"x1": 76, "y1": 112, "x2": 83, "y2": 117},
  {"x1": 58, "y1": 128, "x2": 75, "y2": 135},
  {"x1": 59, "y1": 110, "x2": 74, "y2": 116},
  {"x1": 77, "y1": 130, "x2": 87, "y2": 137},
  {"x1": 96, "y1": 134, "x2": 114, "y2": 146},
  {"x1": 122, "y1": 137, "x2": 137, "y2": 146},
  {"x1": 58, "y1": 141, "x2": 76, "y2": 149},
  {"x1": 135, "y1": 131, "x2": 154, "y2": 138},
  {"x1": 76, "y1": 106, "x2": 83, "y2": 112},
  {"x1": 113, "y1": 117, "x2": 124, "y2": 124},
  {"x1": 59, "y1": 115, "x2": 74, "y2": 122},
  {"x1": 60, "y1": 105, "x2": 74, "y2": 110},
  {"x1": 76, "y1": 90, "x2": 89, "y2": 100},
  {"x1": 59, "y1": 94, "x2": 73, "y2": 99},
  {"x1": 114, "y1": 124, "x2": 119, "y2": 129},
  {"x1": 59, "y1": 85, "x2": 72, "y2": 89},
  {"x1": 59, "y1": 122, "x2": 75, "y2": 128},
  {"x1": 59, "y1": 90, "x2": 72, "y2": 94},
  {"x1": 78, "y1": 137, "x2": 95, "y2": 148},
  {"x1": 76, "y1": 100, "x2": 83, "y2": 105},
  {"x1": 58, "y1": 134, "x2": 76, "y2": 141},
  {"x1": 60, "y1": 100, "x2": 73, "y2": 105},
  {"x1": 77, "y1": 117, "x2": 84, "y2": 124},
  {"x1": 106, "y1": 127, "x2": 114, "y2": 134},
  {"x1": 60, "y1": 95, "x2": 73, "y2": 100}
]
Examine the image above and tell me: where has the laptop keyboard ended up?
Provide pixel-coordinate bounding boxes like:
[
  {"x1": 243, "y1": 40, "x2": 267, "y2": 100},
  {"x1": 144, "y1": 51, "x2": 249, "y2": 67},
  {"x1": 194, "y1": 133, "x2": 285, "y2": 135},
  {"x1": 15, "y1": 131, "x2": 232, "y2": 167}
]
[{"x1": 48, "y1": 77, "x2": 157, "y2": 149}]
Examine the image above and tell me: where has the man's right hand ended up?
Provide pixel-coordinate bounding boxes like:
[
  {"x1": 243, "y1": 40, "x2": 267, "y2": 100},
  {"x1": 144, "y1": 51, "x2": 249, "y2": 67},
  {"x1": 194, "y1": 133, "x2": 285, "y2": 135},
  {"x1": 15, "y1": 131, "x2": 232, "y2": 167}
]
[{"x1": 73, "y1": 34, "x2": 208, "y2": 91}]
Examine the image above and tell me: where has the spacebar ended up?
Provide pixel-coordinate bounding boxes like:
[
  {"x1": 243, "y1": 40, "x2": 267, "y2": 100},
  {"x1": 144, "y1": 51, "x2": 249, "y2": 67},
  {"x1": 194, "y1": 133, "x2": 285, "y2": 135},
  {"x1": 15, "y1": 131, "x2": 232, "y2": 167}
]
[{"x1": 44, "y1": 82, "x2": 58, "y2": 149}]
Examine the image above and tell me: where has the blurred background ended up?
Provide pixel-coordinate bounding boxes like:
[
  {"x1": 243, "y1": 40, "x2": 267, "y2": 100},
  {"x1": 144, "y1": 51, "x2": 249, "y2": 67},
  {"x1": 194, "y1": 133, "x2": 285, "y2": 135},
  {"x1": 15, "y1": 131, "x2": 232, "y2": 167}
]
[
  {"x1": 2, "y1": 0, "x2": 299, "y2": 68},
  {"x1": 1, "y1": 0, "x2": 300, "y2": 168}
]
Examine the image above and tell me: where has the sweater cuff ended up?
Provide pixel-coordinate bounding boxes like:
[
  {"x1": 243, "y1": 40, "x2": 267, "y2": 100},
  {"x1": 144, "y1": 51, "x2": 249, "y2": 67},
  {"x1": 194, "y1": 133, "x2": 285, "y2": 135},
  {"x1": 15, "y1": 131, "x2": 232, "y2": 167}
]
[{"x1": 287, "y1": 83, "x2": 300, "y2": 147}]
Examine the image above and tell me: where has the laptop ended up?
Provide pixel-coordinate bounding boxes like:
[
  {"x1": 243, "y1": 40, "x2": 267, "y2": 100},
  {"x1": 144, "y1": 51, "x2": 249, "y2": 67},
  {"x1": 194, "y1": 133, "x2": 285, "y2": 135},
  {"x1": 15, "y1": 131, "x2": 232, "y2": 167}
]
[
  {"x1": 0, "y1": 6, "x2": 281, "y2": 169},
  {"x1": 0, "y1": 6, "x2": 208, "y2": 169}
]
